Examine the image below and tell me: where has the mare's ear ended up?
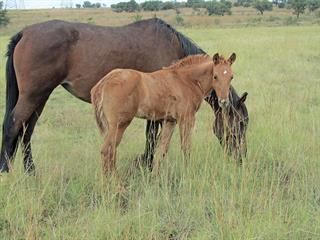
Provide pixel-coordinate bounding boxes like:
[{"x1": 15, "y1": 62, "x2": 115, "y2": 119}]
[
  {"x1": 237, "y1": 92, "x2": 248, "y2": 107},
  {"x1": 213, "y1": 53, "x2": 220, "y2": 65},
  {"x1": 228, "y1": 53, "x2": 236, "y2": 65}
]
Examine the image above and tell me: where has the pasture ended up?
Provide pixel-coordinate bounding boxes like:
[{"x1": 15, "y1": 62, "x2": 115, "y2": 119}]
[{"x1": 0, "y1": 8, "x2": 320, "y2": 239}]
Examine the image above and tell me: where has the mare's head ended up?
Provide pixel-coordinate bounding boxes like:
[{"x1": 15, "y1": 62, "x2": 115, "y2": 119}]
[
  {"x1": 212, "y1": 89, "x2": 248, "y2": 163},
  {"x1": 211, "y1": 53, "x2": 236, "y2": 109}
]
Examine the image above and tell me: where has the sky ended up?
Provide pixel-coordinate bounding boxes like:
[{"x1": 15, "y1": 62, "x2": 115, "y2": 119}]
[{"x1": 5, "y1": 0, "x2": 152, "y2": 9}]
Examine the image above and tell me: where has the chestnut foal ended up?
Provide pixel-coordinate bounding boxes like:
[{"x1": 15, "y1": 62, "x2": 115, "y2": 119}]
[{"x1": 91, "y1": 53, "x2": 236, "y2": 173}]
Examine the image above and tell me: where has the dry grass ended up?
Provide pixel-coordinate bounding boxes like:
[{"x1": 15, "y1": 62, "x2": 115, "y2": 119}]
[{"x1": 0, "y1": 8, "x2": 319, "y2": 240}]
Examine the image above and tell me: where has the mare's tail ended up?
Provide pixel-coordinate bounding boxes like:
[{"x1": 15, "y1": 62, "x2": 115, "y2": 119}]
[{"x1": 91, "y1": 81, "x2": 108, "y2": 135}]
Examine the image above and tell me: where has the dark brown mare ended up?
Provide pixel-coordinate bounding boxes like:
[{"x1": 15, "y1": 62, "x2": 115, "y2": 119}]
[
  {"x1": 91, "y1": 53, "x2": 236, "y2": 173},
  {"x1": 0, "y1": 18, "x2": 248, "y2": 173}
]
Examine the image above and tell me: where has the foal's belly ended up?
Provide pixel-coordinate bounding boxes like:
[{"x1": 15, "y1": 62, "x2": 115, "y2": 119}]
[{"x1": 135, "y1": 101, "x2": 176, "y2": 121}]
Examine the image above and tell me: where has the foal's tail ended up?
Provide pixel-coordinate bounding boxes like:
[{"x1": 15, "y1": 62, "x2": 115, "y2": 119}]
[{"x1": 91, "y1": 81, "x2": 108, "y2": 136}]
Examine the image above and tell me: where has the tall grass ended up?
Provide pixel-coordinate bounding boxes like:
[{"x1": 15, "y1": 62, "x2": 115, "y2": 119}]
[{"x1": 0, "y1": 24, "x2": 319, "y2": 239}]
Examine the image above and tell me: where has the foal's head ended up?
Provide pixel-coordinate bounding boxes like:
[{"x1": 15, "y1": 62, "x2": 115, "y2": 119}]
[{"x1": 211, "y1": 53, "x2": 236, "y2": 109}]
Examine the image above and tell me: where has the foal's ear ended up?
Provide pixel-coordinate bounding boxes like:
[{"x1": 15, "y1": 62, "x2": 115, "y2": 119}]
[
  {"x1": 237, "y1": 92, "x2": 248, "y2": 107},
  {"x1": 213, "y1": 53, "x2": 220, "y2": 65},
  {"x1": 228, "y1": 53, "x2": 236, "y2": 65}
]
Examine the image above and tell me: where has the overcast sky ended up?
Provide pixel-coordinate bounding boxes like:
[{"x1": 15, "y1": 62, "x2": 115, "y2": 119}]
[{"x1": 5, "y1": 0, "x2": 153, "y2": 9}]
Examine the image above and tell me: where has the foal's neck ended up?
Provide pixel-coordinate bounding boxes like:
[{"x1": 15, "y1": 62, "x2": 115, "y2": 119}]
[{"x1": 181, "y1": 61, "x2": 213, "y2": 97}]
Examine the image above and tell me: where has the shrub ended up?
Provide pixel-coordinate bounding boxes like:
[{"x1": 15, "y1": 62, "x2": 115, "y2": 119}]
[
  {"x1": 253, "y1": 0, "x2": 273, "y2": 14},
  {"x1": 132, "y1": 14, "x2": 143, "y2": 22},
  {"x1": 175, "y1": 13, "x2": 184, "y2": 25},
  {"x1": 206, "y1": 0, "x2": 232, "y2": 16},
  {"x1": 307, "y1": 0, "x2": 320, "y2": 11},
  {"x1": 0, "y1": 10, "x2": 9, "y2": 27},
  {"x1": 288, "y1": 0, "x2": 307, "y2": 17},
  {"x1": 111, "y1": 0, "x2": 140, "y2": 12}
]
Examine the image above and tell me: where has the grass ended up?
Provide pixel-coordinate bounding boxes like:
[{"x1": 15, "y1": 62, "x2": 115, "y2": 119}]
[
  {"x1": 0, "y1": 9, "x2": 320, "y2": 239},
  {"x1": 0, "y1": 7, "x2": 320, "y2": 35}
]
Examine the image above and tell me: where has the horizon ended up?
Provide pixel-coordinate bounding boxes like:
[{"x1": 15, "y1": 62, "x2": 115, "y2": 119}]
[{"x1": 3, "y1": 0, "x2": 183, "y2": 9}]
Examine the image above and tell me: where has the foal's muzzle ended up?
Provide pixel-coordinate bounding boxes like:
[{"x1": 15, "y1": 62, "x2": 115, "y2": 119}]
[{"x1": 218, "y1": 99, "x2": 230, "y2": 109}]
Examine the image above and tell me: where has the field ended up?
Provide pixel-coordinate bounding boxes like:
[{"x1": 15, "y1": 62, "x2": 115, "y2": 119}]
[{"x1": 0, "y1": 8, "x2": 320, "y2": 239}]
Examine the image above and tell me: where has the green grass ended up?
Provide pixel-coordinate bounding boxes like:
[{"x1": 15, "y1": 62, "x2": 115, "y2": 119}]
[{"x1": 0, "y1": 23, "x2": 320, "y2": 239}]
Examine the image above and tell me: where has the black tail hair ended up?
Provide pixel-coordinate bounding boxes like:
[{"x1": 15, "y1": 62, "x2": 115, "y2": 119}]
[{"x1": 3, "y1": 32, "x2": 23, "y2": 135}]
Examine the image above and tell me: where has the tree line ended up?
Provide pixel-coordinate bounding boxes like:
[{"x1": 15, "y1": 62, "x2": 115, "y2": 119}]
[{"x1": 109, "y1": 0, "x2": 320, "y2": 17}]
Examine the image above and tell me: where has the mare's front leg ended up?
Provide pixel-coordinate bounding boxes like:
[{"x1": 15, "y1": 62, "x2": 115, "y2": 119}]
[
  {"x1": 141, "y1": 120, "x2": 161, "y2": 169},
  {"x1": 100, "y1": 123, "x2": 128, "y2": 175},
  {"x1": 179, "y1": 115, "x2": 195, "y2": 160}
]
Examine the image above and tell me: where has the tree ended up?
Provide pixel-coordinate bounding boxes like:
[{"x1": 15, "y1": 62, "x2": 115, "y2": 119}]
[
  {"x1": 111, "y1": 0, "x2": 139, "y2": 12},
  {"x1": 0, "y1": 10, "x2": 9, "y2": 27},
  {"x1": 75, "y1": 3, "x2": 81, "y2": 8},
  {"x1": 253, "y1": 0, "x2": 273, "y2": 14},
  {"x1": 140, "y1": 1, "x2": 162, "y2": 11},
  {"x1": 83, "y1": 1, "x2": 93, "y2": 8},
  {"x1": 235, "y1": 0, "x2": 253, "y2": 7},
  {"x1": 206, "y1": 0, "x2": 232, "y2": 16},
  {"x1": 307, "y1": 0, "x2": 320, "y2": 11},
  {"x1": 0, "y1": 1, "x2": 3, "y2": 10},
  {"x1": 161, "y1": 1, "x2": 175, "y2": 10},
  {"x1": 83, "y1": 1, "x2": 102, "y2": 8},
  {"x1": 289, "y1": 0, "x2": 307, "y2": 17}
]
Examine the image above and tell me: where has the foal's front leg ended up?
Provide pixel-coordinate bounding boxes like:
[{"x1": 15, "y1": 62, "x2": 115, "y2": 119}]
[
  {"x1": 154, "y1": 120, "x2": 176, "y2": 170},
  {"x1": 179, "y1": 115, "x2": 195, "y2": 160}
]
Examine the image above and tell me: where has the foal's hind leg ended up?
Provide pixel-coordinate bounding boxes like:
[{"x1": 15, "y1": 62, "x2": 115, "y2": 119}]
[{"x1": 101, "y1": 123, "x2": 129, "y2": 174}]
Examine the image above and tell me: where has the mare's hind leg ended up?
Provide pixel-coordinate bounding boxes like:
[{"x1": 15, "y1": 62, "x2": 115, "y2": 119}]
[
  {"x1": 0, "y1": 94, "x2": 45, "y2": 172},
  {"x1": 141, "y1": 120, "x2": 161, "y2": 169},
  {"x1": 21, "y1": 102, "x2": 46, "y2": 174},
  {"x1": 101, "y1": 123, "x2": 129, "y2": 174}
]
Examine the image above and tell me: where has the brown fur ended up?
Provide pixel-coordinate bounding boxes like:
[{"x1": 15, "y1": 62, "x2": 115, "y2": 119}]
[{"x1": 91, "y1": 53, "x2": 236, "y2": 173}]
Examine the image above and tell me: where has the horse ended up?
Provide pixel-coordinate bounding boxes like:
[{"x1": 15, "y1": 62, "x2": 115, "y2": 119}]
[
  {"x1": 91, "y1": 53, "x2": 236, "y2": 173},
  {"x1": 0, "y1": 18, "x2": 248, "y2": 173}
]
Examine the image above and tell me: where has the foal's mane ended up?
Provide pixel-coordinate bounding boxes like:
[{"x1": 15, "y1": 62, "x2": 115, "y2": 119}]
[{"x1": 164, "y1": 54, "x2": 211, "y2": 70}]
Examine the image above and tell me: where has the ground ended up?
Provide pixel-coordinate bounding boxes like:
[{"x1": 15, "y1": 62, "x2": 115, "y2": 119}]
[{"x1": 0, "y1": 7, "x2": 319, "y2": 239}]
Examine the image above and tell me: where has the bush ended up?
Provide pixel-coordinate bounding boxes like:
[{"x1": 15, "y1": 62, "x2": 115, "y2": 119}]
[
  {"x1": 132, "y1": 14, "x2": 143, "y2": 22},
  {"x1": 206, "y1": 0, "x2": 232, "y2": 16},
  {"x1": 0, "y1": 10, "x2": 9, "y2": 27},
  {"x1": 253, "y1": 0, "x2": 273, "y2": 14},
  {"x1": 288, "y1": 0, "x2": 307, "y2": 17},
  {"x1": 235, "y1": 0, "x2": 253, "y2": 7},
  {"x1": 307, "y1": 0, "x2": 320, "y2": 11},
  {"x1": 140, "y1": 1, "x2": 162, "y2": 11},
  {"x1": 82, "y1": 1, "x2": 102, "y2": 8},
  {"x1": 161, "y1": 1, "x2": 175, "y2": 10},
  {"x1": 175, "y1": 13, "x2": 184, "y2": 25},
  {"x1": 111, "y1": 0, "x2": 140, "y2": 12},
  {"x1": 278, "y1": 2, "x2": 286, "y2": 7}
]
